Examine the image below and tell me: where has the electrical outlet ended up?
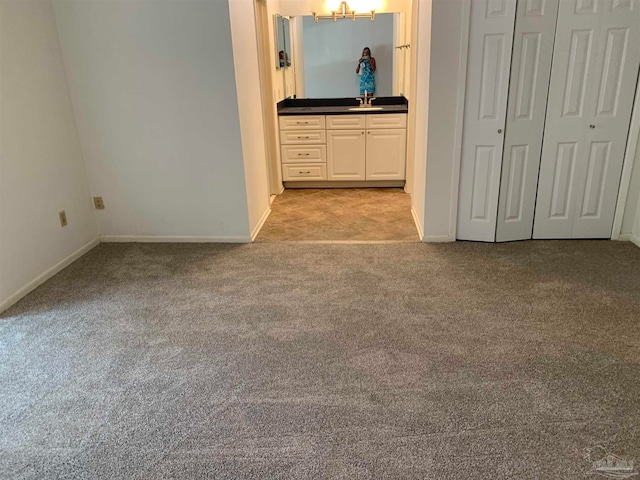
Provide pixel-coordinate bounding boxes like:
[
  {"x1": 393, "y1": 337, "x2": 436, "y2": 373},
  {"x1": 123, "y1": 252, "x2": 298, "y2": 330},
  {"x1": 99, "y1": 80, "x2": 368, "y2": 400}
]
[
  {"x1": 93, "y1": 196, "x2": 105, "y2": 210},
  {"x1": 59, "y1": 210, "x2": 68, "y2": 227}
]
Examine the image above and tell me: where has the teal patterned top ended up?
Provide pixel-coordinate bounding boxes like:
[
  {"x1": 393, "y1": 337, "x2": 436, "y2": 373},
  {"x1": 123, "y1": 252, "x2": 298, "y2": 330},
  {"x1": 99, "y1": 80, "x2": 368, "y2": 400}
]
[{"x1": 359, "y1": 58, "x2": 375, "y2": 96}]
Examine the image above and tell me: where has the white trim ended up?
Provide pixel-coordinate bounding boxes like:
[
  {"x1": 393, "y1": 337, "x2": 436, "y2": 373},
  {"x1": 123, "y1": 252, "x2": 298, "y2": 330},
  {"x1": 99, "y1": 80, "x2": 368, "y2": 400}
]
[
  {"x1": 611, "y1": 72, "x2": 640, "y2": 240},
  {"x1": 100, "y1": 235, "x2": 251, "y2": 243},
  {"x1": 618, "y1": 233, "x2": 640, "y2": 248},
  {"x1": 619, "y1": 232, "x2": 640, "y2": 248},
  {"x1": 411, "y1": 206, "x2": 424, "y2": 241},
  {"x1": 0, "y1": 237, "x2": 100, "y2": 314},
  {"x1": 449, "y1": 0, "x2": 471, "y2": 241},
  {"x1": 251, "y1": 207, "x2": 272, "y2": 241},
  {"x1": 423, "y1": 235, "x2": 455, "y2": 243}
]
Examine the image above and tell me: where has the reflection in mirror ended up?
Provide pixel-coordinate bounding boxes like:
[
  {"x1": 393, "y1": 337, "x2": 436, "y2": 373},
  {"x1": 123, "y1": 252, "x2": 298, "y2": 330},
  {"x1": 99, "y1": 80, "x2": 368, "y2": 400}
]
[
  {"x1": 301, "y1": 13, "x2": 394, "y2": 98},
  {"x1": 275, "y1": 14, "x2": 285, "y2": 69},
  {"x1": 283, "y1": 17, "x2": 292, "y2": 69}
]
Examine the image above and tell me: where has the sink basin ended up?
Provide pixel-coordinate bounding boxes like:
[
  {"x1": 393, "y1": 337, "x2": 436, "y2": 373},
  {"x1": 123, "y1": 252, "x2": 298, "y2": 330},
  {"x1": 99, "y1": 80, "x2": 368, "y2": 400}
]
[{"x1": 348, "y1": 107, "x2": 384, "y2": 111}]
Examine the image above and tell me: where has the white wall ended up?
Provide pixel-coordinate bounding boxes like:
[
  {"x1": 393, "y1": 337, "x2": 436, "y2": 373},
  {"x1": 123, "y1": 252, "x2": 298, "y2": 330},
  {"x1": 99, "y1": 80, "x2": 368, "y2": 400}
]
[
  {"x1": 621, "y1": 128, "x2": 640, "y2": 239},
  {"x1": 302, "y1": 14, "x2": 394, "y2": 98},
  {"x1": 418, "y1": 0, "x2": 468, "y2": 242},
  {"x1": 409, "y1": 0, "x2": 430, "y2": 238},
  {"x1": 52, "y1": 0, "x2": 251, "y2": 241},
  {"x1": 229, "y1": 0, "x2": 272, "y2": 238},
  {"x1": 633, "y1": 191, "x2": 640, "y2": 247},
  {"x1": 0, "y1": 1, "x2": 99, "y2": 312}
]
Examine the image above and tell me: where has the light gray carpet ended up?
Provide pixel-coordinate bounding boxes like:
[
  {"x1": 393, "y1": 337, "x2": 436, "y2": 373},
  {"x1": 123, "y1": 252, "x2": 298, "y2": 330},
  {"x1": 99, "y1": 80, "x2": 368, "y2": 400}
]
[{"x1": 1, "y1": 241, "x2": 639, "y2": 479}]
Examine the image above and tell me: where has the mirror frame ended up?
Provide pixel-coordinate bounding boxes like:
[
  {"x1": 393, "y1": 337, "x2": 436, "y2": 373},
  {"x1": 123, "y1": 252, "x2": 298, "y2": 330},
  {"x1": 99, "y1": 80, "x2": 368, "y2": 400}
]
[
  {"x1": 282, "y1": 17, "x2": 292, "y2": 69},
  {"x1": 274, "y1": 14, "x2": 285, "y2": 70}
]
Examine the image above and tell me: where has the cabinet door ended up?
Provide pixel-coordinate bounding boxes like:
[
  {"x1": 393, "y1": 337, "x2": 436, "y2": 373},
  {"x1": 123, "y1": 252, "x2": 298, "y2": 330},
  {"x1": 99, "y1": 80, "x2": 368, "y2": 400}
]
[
  {"x1": 366, "y1": 129, "x2": 407, "y2": 180},
  {"x1": 327, "y1": 130, "x2": 366, "y2": 180}
]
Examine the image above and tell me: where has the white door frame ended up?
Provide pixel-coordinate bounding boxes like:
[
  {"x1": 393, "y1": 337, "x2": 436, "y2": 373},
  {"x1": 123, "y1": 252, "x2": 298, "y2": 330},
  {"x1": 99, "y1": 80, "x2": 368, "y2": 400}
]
[
  {"x1": 448, "y1": 0, "x2": 472, "y2": 242},
  {"x1": 611, "y1": 70, "x2": 640, "y2": 240}
]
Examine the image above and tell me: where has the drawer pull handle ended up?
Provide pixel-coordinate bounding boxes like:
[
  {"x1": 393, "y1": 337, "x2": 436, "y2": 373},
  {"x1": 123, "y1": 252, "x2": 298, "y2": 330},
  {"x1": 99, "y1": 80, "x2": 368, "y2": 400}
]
[
  {"x1": 297, "y1": 121, "x2": 309, "y2": 125},
  {"x1": 298, "y1": 153, "x2": 310, "y2": 156},
  {"x1": 300, "y1": 171, "x2": 311, "y2": 174},
  {"x1": 297, "y1": 136, "x2": 310, "y2": 139}
]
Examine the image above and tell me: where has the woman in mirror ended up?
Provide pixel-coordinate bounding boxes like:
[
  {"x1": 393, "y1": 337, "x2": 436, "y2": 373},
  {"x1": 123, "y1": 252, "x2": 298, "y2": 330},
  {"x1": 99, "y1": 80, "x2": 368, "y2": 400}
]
[{"x1": 356, "y1": 47, "x2": 376, "y2": 96}]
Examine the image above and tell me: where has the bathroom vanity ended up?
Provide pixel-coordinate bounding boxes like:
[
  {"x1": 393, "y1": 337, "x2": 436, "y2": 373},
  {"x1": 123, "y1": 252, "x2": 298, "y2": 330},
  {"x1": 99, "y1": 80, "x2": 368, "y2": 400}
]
[{"x1": 277, "y1": 97, "x2": 408, "y2": 187}]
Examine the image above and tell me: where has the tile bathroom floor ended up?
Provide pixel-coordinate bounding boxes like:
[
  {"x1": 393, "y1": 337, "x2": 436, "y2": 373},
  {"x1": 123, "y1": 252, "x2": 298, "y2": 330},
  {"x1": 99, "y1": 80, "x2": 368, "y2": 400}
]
[{"x1": 255, "y1": 188, "x2": 420, "y2": 242}]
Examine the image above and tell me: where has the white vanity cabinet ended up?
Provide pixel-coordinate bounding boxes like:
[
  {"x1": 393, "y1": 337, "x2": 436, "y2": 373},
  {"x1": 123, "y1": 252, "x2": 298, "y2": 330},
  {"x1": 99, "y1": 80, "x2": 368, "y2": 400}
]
[
  {"x1": 279, "y1": 115, "x2": 327, "y2": 181},
  {"x1": 366, "y1": 129, "x2": 407, "y2": 180},
  {"x1": 279, "y1": 112, "x2": 407, "y2": 183},
  {"x1": 327, "y1": 129, "x2": 366, "y2": 180}
]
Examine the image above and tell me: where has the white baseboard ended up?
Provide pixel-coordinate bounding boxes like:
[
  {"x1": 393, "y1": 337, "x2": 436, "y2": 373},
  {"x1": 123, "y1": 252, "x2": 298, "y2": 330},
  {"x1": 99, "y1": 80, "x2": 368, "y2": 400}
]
[
  {"x1": 422, "y1": 235, "x2": 455, "y2": 243},
  {"x1": 100, "y1": 235, "x2": 251, "y2": 243},
  {"x1": 251, "y1": 207, "x2": 272, "y2": 241},
  {"x1": 0, "y1": 237, "x2": 100, "y2": 315},
  {"x1": 616, "y1": 233, "x2": 640, "y2": 248},
  {"x1": 411, "y1": 207, "x2": 424, "y2": 241}
]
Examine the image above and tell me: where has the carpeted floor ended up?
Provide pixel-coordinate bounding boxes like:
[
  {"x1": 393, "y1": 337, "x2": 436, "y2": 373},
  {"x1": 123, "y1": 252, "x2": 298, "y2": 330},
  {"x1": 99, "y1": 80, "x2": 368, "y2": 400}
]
[{"x1": 1, "y1": 241, "x2": 639, "y2": 479}]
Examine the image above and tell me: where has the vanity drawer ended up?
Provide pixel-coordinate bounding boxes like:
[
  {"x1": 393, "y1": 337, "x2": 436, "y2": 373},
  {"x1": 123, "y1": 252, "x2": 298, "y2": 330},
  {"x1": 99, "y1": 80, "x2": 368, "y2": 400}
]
[
  {"x1": 366, "y1": 113, "x2": 407, "y2": 129},
  {"x1": 281, "y1": 145, "x2": 326, "y2": 163},
  {"x1": 282, "y1": 164, "x2": 327, "y2": 181},
  {"x1": 326, "y1": 115, "x2": 366, "y2": 129},
  {"x1": 279, "y1": 115, "x2": 325, "y2": 130},
  {"x1": 280, "y1": 130, "x2": 326, "y2": 145}
]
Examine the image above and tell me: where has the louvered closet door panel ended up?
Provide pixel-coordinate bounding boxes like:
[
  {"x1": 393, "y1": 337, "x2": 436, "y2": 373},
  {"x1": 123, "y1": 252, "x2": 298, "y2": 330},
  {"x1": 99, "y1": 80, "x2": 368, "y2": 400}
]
[
  {"x1": 457, "y1": 0, "x2": 517, "y2": 242},
  {"x1": 533, "y1": 0, "x2": 640, "y2": 238},
  {"x1": 496, "y1": 0, "x2": 559, "y2": 242}
]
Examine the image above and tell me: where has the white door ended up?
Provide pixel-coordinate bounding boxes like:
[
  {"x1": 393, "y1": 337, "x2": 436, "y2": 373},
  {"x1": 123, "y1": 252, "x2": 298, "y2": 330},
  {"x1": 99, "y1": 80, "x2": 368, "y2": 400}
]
[
  {"x1": 533, "y1": 0, "x2": 640, "y2": 239},
  {"x1": 496, "y1": 0, "x2": 559, "y2": 242},
  {"x1": 457, "y1": 0, "x2": 517, "y2": 241},
  {"x1": 366, "y1": 129, "x2": 407, "y2": 180},
  {"x1": 327, "y1": 130, "x2": 366, "y2": 180}
]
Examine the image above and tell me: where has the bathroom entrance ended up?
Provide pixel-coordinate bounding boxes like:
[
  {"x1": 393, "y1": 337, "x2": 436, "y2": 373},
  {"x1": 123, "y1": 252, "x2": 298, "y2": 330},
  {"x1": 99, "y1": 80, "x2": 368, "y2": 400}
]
[{"x1": 252, "y1": 1, "x2": 421, "y2": 242}]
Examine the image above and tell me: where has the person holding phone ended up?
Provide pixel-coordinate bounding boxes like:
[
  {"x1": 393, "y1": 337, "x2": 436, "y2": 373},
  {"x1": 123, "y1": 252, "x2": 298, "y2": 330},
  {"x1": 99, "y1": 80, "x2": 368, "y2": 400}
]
[{"x1": 356, "y1": 47, "x2": 376, "y2": 96}]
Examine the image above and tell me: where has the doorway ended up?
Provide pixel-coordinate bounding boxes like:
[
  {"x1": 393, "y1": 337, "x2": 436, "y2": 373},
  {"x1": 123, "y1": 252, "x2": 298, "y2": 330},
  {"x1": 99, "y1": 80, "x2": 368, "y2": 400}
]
[{"x1": 251, "y1": 2, "x2": 421, "y2": 242}]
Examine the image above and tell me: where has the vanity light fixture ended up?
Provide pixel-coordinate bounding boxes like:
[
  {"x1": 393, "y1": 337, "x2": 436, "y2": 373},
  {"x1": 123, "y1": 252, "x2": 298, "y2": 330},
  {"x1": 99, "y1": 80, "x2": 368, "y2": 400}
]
[{"x1": 312, "y1": 1, "x2": 375, "y2": 23}]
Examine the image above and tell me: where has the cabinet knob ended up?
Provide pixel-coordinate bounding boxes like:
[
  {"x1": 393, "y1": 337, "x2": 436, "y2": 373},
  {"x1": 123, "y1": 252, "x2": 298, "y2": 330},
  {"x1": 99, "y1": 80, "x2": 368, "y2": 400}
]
[
  {"x1": 589, "y1": 124, "x2": 596, "y2": 129},
  {"x1": 497, "y1": 129, "x2": 503, "y2": 134}
]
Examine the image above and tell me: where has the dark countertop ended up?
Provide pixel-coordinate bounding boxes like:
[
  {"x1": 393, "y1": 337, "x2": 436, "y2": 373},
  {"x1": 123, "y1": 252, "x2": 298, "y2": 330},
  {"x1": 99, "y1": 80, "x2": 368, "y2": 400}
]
[{"x1": 277, "y1": 96, "x2": 408, "y2": 116}]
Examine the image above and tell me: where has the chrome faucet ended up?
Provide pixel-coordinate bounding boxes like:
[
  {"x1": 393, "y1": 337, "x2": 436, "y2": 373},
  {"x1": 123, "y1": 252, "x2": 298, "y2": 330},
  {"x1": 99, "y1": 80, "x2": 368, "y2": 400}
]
[{"x1": 356, "y1": 91, "x2": 377, "y2": 108}]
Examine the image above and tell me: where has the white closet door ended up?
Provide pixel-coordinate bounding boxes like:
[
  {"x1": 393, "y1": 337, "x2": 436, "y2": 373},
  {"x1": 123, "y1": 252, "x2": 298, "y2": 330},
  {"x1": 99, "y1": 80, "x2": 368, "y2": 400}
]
[
  {"x1": 496, "y1": 0, "x2": 559, "y2": 242},
  {"x1": 458, "y1": 0, "x2": 517, "y2": 242},
  {"x1": 534, "y1": 0, "x2": 640, "y2": 238}
]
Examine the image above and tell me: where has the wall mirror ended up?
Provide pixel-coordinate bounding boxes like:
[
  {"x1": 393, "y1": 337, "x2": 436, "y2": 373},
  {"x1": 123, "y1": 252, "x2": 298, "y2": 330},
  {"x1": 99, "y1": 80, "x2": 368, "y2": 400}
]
[{"x1": 300, "y1": 13, "x2": 396, "y2": 98}]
